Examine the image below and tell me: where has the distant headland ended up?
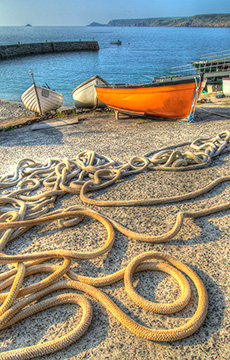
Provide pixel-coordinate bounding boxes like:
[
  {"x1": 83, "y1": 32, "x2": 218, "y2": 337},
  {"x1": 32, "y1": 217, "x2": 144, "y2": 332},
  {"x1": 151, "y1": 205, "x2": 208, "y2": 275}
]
[{"x1": 88, "y1": 13, "x2": 230, "y2": 27}]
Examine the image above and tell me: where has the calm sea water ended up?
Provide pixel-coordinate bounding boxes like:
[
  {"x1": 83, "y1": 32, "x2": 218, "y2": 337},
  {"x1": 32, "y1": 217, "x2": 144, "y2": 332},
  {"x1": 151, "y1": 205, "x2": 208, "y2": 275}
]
[{"x1": 0, "y1": 26, "x2": 230, "y2": 105}]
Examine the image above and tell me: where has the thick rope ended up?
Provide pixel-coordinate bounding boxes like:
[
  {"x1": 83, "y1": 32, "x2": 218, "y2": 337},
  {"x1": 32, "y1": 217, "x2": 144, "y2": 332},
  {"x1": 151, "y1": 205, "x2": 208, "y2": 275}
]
[{"x1": 0, "y1": 131, "x2": 229, "y2": 359}]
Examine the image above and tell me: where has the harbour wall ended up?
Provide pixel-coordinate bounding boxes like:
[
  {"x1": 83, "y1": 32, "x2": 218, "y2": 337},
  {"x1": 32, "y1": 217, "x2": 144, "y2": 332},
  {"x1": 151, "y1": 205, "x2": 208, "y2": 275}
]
[{"x1": 0, "y1": 41, "x2": 99, "y2": 60}]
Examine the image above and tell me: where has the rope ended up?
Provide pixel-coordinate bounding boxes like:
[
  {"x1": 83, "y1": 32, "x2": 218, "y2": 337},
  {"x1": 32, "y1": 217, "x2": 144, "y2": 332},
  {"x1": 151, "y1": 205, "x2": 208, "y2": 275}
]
[
  {"x1": 0, "y1": 130, "x2": 229, "y2": 359},
  {"x1": 181, "y1": 75, "x2": 200, "y2": 123},
  {"x1": 198, "y1": 107, "x2": 230, "y2": 119}
]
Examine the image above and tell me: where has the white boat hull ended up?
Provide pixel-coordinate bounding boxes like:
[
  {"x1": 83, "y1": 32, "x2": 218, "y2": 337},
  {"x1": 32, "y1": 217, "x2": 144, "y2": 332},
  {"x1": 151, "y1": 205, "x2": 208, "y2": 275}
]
[
  {"x1": 72, "y1": 75, "x2": 108, "y2": 108},
  {"x1": 222, "y1": 78, "x2": 230, "y2": 96},
  {"x1": 21, "y1": 85, "x2": 63, "y2": 115}
]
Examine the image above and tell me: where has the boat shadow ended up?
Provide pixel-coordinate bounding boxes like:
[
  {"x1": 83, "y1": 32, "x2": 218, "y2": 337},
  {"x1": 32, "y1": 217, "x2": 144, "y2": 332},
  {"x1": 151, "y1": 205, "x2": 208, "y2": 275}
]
[{"x1": 0, "y1": 123, "x2": 64, "y2": 146}]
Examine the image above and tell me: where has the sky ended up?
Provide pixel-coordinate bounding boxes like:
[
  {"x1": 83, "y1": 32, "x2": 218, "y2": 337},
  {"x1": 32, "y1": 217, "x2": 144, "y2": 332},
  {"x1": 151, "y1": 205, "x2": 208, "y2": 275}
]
[{"x1": 0, "y1": 0, "x2": 230, "y2": 26}]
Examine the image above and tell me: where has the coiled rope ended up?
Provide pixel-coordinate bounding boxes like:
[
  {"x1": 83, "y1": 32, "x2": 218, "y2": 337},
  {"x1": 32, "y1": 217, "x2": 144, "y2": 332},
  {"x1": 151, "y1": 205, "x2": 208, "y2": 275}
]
[{"x1": 0, "y1": 131, "x2": 229, "y2": 359}]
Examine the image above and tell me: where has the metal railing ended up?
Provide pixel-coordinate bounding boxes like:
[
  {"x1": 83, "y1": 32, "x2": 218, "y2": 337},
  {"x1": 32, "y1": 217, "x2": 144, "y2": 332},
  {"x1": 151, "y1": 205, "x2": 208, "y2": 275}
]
[
  {"x1": 199, "y1": 49, "x2": 230, "y2": 61},
  {"x1": 168, "y1": 49, "x2": 230, "y2": 78},
  {"x1": 171, "y1": 60, "x2": 230, "y2": 76},
  {"x1": 170, "y1": 64, "x2": 199, "y2": 76},
  {"x1": 193, "y1": 59, "x2": 230, "y2": 74}
]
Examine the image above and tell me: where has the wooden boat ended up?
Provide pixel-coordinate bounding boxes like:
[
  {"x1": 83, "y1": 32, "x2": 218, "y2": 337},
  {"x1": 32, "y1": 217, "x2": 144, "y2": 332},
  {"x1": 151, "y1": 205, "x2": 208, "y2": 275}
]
[
  {"x1": 21, "y1": 71, "x2": 63, "y2": 115},
  {"x1": 110, "y1": 40, "x2": 122, "y2": 45},
  {"x1": 95, "y1": 76, "x2": 204, "y2": 119},
  {"x1": 72, "y1": 75, "x2": 108, "y2": 109}
]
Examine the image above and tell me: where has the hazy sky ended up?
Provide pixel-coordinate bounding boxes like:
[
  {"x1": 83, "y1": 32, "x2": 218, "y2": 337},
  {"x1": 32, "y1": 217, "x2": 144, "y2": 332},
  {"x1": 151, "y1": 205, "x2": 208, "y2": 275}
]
[{"x1": 0, "y1": 0, "x2": 230, "y2": 26}]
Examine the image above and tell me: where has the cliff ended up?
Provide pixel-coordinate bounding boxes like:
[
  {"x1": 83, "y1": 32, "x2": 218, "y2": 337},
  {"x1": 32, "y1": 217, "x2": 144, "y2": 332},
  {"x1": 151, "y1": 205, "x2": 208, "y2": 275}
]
[{"x1": 88, "y1": 14, "x2": 230, "y2": 27}]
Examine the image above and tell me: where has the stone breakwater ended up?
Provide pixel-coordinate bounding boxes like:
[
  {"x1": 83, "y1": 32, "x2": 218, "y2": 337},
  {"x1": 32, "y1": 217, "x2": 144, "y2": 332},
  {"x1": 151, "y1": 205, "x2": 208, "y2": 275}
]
[{"x1": 0, "y1": 41, "x2": 99, "y2": 60}]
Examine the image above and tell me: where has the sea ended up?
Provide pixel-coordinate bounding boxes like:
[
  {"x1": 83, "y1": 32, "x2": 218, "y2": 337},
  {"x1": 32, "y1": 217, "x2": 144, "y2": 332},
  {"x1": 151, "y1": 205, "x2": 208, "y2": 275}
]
[{"x1": 0, "y1": 26, "x2": 230, "y2": 105}]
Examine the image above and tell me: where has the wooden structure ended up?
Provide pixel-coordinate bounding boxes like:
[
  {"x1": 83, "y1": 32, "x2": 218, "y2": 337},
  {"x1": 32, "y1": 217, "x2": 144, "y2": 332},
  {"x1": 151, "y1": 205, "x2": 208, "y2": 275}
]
[{"x1": 168, "y1": 49, "x2": 230, "y2": 87}]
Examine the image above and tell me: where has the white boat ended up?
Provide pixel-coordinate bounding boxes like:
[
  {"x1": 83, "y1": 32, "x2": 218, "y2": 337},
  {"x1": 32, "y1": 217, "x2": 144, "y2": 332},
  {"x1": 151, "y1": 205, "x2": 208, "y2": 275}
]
[
  {"x1": 72, "y1": 75, "x2": 108, "y2": 109},
  {"x1": 21, "y1": 71, "x2": 63, "y2": 115},
  {"x1": 222, "y1": 77, "x2": 230, "y2": 96}
]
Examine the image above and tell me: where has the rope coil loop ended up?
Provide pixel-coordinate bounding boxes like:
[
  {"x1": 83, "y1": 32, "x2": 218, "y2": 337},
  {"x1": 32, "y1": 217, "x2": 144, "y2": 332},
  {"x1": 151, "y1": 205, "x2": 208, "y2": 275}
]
[{"x1": 124, "y1": 258, "x2": 191, "y2": 314}]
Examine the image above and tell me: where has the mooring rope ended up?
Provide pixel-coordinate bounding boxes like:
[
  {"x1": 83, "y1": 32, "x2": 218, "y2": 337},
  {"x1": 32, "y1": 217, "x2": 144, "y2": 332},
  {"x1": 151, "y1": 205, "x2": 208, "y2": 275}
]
[
  {"x1": 198, "y1": 107, "x2": 230, "y2": 119},
  {"x1": 0, "y1": 130, "x2": 229, "y2": 359}
]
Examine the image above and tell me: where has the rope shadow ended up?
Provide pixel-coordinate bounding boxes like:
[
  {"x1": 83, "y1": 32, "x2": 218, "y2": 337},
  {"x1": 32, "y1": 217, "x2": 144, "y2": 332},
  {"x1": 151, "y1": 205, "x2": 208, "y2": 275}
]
[
  {"x1": 86, "y1": 265, "x2": 225, "y2": 348},
  {"x1": 0, "y1": 295, "x2": 110, "y2": 358}
]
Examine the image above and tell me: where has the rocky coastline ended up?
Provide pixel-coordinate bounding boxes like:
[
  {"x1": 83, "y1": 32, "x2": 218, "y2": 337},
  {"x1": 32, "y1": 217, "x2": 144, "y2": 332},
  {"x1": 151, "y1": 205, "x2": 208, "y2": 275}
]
[{"x1": 88, "y1": 13, "x2": 230, "y2": 27}]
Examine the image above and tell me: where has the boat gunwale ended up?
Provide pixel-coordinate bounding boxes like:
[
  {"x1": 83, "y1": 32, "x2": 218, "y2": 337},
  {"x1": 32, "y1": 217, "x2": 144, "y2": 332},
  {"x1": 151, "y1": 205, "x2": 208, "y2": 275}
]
[
  {"x1": 95, "y1": 76, "x2": 200, "y2": 90},
  {"x1": 22, "y1": 84, "x2": 62, "y2": 97},
  {"x1": 72, "y1": 75, "x2": 108, "y2": 95}
]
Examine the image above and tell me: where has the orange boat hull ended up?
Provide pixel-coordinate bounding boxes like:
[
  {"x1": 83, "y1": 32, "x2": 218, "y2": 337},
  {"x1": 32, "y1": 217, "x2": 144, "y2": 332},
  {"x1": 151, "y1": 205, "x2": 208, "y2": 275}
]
[{"x1": 96, "y1": 77, "x2": 202, "y2": 119}]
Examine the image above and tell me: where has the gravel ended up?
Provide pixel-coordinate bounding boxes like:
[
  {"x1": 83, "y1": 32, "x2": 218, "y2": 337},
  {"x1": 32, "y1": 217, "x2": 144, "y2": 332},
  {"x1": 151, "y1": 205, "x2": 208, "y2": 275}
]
[{"x1": 0, "y1": 105, "x2": 229, "y2": 360}]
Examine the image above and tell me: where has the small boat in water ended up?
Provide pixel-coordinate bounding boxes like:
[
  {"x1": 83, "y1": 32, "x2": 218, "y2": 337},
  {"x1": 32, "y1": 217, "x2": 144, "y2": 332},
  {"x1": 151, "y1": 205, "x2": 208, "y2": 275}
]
[
  {"x1": 72, "y1": 75, "x2": 108, "y2": 109},
  {"x1": 21, "y1": 71, "x2": 63, "y2": 115},
  {"x1": 95, "y1": 76, "x2": 205, "y2": 120},
  {"x1": 110, "y1": 40, "x2": 122, "y2": 45}
]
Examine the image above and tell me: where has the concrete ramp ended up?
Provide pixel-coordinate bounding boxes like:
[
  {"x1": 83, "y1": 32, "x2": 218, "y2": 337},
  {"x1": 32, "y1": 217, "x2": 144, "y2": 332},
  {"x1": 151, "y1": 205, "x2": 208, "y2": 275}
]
[{"x1": 31, "y1": 117, "x2": 79, "y2": 131}]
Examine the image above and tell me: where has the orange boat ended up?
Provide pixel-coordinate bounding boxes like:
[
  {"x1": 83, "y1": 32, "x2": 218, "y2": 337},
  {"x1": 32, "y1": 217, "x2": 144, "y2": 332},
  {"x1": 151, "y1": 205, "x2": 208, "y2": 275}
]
[{"x1": 95, "y1": 76, "x2": 204, "y2": 120}]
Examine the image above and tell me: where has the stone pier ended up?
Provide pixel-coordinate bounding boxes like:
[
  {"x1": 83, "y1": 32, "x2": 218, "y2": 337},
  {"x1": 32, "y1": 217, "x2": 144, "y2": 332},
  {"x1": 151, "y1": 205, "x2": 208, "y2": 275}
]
[{"x1": 0, "y1": 41, "x2": 99, "y2": 60}]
